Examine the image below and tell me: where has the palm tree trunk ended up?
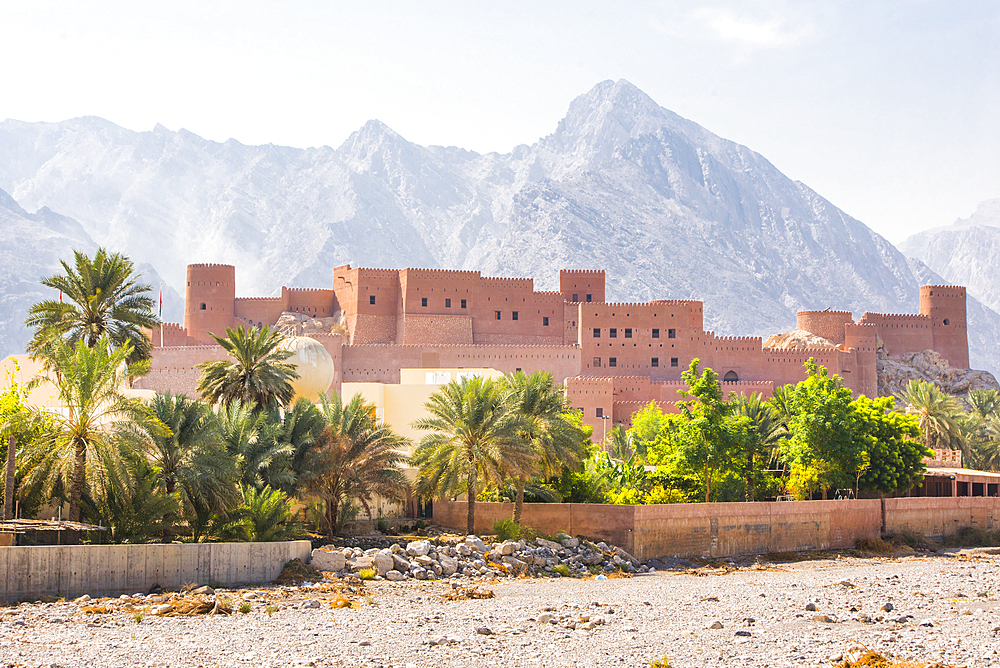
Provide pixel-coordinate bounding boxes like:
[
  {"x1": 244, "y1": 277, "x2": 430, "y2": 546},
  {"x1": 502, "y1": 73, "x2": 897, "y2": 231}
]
[
  {"x1": 705, "y1": 460, "x2": 710, "y2": 503},
  {"x1": 327, "y1": 496, "x2": 339, "y2": 538},
  {"x1": 466, "y1": 470, "x2": 476, "y2": 536},
  {"x1": 513, "y1": 476, "x2": 525, "y2": 524},
  {"x1": 69, "y1": 437, "x2": 86, "y2": 522},
  {"x1": 3, "y1": 435, "x2": 15, "y2": 520}
]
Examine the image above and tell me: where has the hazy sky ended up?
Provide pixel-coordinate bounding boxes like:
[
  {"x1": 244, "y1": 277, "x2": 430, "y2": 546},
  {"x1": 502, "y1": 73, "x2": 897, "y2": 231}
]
[{"x1": 2, "y1": 1, "x2": 997, "y2": 242}]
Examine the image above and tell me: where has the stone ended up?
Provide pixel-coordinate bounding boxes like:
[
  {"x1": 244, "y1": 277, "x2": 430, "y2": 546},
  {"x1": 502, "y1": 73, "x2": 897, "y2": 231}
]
[
  {"x1": 536, "y1": 538, "x2": 562, "y2": 551},
  {"x1": 499, "y1": 542, "x2": 516, "y2": 556},
  {"x1": 439, "y1": 555, "x2": 459, "y2": 576},
  {"x1": 151, "y1": 604, "x2": 173, "y2": 615},
  {"x1": 475, "y1": 626, "x2": 493, "y2": 635},
  {"x1": 709, "y1": 621, "x2": 724, "y2": 629},
  {"x1": 804, "y1": 603, "x2": 817, "y2": 611},
  {"x1": 466, "y1": 536, "x2": 488, "y2": 552},
  {"x1": 457, "y1": 543, "x2": 473, "y2": 557},
  {"x1": 192, "y1": 586, "x2": 215, "y2": 596},
  {"x1": 385, "y1": 570, "x2": 405, "y2": 581},
  {"x1": 373, "y1": 552, "x2": 394, "y2": 576},
  {"x1": 811, "y1": 615, "x2": 836, "y2": 623},
  {"x1": 882, "y1": 602, "x2": 894, "y2": 612},
  {"x1": 350, "y1": 556, "x2": 375, "y2": 571},
  {"x1": 359, "y1": 640, "x2": 371, "y2": 647},
  {"x1": 735, "y1": 631, "x2": 752, "y2": 637},
  {"x1": 407, "y1": 540, "x2": 432, "y2": 557},
  {"x1": 73, "y1": 595, "x2": 90, "y2": 603},
  {"x1": 537, "y1": 613, "x2": 554, "y2": 624},
  {"x1": 311, "y1": 549, "x2": 346, "y2": 572},
  {"x1": 502, "y1": 556, "x2": 528, "y2": 573},
  {"x1": 561, "y1": 537, "x2": 580, "y2": 549},
  {"x1": 302, "y1": 600, "x2": 321, "y2": 609},
  {"x1": 392, "y1": 553, "x2": 411, "y2": 572},
  {"x1": 414, "y1": 555, "x2": 435, "y2": 566},
  {"x1": 920, "y1": 618, "x2": 934, "y2": 627}
]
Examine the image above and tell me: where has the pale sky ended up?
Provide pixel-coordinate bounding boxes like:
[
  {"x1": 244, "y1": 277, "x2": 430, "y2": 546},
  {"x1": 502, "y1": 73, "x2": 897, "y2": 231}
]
[{"x1": 2, "y1": 0, "x2": 997, "y2": 242}]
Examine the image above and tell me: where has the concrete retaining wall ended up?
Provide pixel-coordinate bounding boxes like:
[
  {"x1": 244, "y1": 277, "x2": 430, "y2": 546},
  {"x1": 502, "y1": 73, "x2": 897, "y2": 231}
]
[
  {"x1": 883, "y1": 497, "x2": 1000, "y2": 540},
  {"x1": 0, "y1": 540, "x2": 311, "y2": 603}
]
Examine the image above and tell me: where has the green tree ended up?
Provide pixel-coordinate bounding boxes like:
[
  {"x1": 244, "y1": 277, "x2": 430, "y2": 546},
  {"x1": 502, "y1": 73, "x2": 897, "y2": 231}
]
[
  {"x1": 897, "y1": 379, "x2": 963, "y2": 452},
  {"x1": 605, "y1": 425, "x2": 637, "y2": 461},
  {"x1": 851, "y1": 395, "x2": 929, "y2": 494},
  {"x1": 734, "y1": 393, "x2": 788, "y2": 501},
  {"x1": 300, "y1": 393, "x2": 409, "y2": 536},
  {"x1": 86, "y1": 449, "x2": 180, "y2": 543},
  {"x1": 411, "y1": 376, "x2": 532, "y2": 535},
  {"x1": 962, "y1": 389, "x2": 1000, "y2": 470},
  {"x1": 196, "y1": 325, "x2": 298, "y2": 412},
  {"x1": 629, "y1": 402, "x2": 670, "y2": 456},
  {"x1": 20, "y1": 336, "x2": 166, "y2": 522},
  {"x1": 149, "y1": 393, "x2": 241, "y2": 532},
  {"x1": 25, "y1": 248, "x2": 159, "y2": 365},
  {"x1": 503, "y1": 371, "x2": 587, "y2": 523},
  {"x1": 221, "y1": 484, "x2": 302, "y2": 542},
  {"x1": 676, "y1": 360, "x2": 734, "y2": 502},
  {"x1": 217, "y1": 400, "x2": 290, "y2": 491},
  {"x1": 780, "y1": 359, "x2": 864, "y2": 497}
]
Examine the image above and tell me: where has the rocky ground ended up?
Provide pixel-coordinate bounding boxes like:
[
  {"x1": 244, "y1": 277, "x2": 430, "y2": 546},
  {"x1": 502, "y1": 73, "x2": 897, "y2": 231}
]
[{"x1": 1, "y1": 542, "x2": 999, "y2": 668}]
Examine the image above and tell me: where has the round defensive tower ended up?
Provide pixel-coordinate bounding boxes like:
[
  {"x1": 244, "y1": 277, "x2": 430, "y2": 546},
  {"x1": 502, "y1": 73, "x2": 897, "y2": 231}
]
[
  {"x1": 795, "y1": 310, "x2": 854, "y2": 346},
  {"x1": 920, "y1": 285, "x2": 969, "y2": 369},
  {"x1": 185, "y1": 264, "x2": 236, "y2": 345}
]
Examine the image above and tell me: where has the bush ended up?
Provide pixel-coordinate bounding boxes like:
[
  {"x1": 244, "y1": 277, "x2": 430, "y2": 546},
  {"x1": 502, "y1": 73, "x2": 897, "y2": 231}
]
[
  {"x1": 942, "y1": 526, "x2": 1000, "y2": 548},
  {"x1": 357, "y1": 568, "x2": 377, "y2": 580},
  {"x1": 493, "y1": 518, "x2": 521, "y2": 541},
  {"x1": 855, "y1": 537, "x2": 894, "y2": 554},
  {"x1": 375, "y1": 518, "x2": 388, "y2": 533},
  {"x1": 552, "y1": 564, "x2": 571, "y2": 577}
]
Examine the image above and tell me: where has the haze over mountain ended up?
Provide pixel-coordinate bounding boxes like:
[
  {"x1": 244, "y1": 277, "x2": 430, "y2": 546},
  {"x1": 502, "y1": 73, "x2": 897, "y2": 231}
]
[
  {"x1": 899, "y1": 199, "x2": 1000, "y2": 315},
  {"x1": 1, "y1": 79, "x2": 998, "y2": 375}
]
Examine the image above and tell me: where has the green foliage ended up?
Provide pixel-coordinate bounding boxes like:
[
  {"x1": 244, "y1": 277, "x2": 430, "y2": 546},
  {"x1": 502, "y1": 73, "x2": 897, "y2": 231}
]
[
  {"x1": 357, "y1": 568, "x2": 376, "y2": 580},
  {"x1": 24, "y1": 248, "x2": 159, "y2": 366},
  {"x1": 852, "y1": 395, "x2": 929, "y2": 493},
  {"x1": 85, "y1": 450, "x2": 180, "y2": 543},
  {"x1": 220, "y1": 484, "x2": 303, "y2": 542},
  {"x1": 897, "y1": 379, "x2": 963, "y2": 450},
  {"x1": 238, "y1": 600, "x2": 252, "y2": 614},
  {"x1": 493, "y1": 518, "x2": 522, "y2": 541},
  {"x1": 552, "y1": 564, "x2": 571, "y2": 577},
  {"x1": 629, "y1": 402, "x2": 669, "y2": 456},
  {"x1": 301, "y1": 393, "x2": 408, "y2": 536},
  {"x1": 196, "y1": 325, "x2": 298, "y2": 412}
]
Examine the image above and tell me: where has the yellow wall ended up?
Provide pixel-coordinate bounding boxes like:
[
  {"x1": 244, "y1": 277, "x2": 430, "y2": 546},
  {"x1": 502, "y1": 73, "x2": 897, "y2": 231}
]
[
  {"x1": 342, "y1": 367, "x2": 503, "y2": 452},
  {"x1": 1, "y1": 354, "x2": 156, "y2": 413}
]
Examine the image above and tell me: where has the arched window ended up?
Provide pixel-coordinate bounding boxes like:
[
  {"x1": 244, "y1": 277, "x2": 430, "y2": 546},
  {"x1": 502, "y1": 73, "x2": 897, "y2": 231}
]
[
  {"x1": 723, "y1": 370, "x2": 739, "y2": 382},
  {"x1": 200, "y1": 303, "x2": 207, "y2": 310},
  {"x1": 943, "y1": 318, "x2": 950, "y2": 326}
]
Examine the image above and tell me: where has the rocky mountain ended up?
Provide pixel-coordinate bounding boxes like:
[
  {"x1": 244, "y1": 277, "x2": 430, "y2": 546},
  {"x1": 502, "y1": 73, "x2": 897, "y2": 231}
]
[
  {"x1": 1, "y1": 79, "x2": 999, "y2": 375},
  {"x1": 898, "y1": 199, "x2": 1000, "y2": 314}
]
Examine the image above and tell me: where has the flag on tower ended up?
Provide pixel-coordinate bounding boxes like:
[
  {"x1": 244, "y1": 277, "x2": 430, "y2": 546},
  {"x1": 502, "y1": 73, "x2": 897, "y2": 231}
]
[
  {"x1": 158, "y1": 285, "x2": 163, "y2": 318},
  {"x1": 58, "y1": 290, "x2": 63, "y2": 303}
]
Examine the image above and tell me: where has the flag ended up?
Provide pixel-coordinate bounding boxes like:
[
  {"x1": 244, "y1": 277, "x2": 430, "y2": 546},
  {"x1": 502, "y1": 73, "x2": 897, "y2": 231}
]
[
  {"x1": 158, "y1": 285, "x2": 163, "y2": 318},
  {"x1": 59, "y1": 290, "x2": 63, "y2": 303}
]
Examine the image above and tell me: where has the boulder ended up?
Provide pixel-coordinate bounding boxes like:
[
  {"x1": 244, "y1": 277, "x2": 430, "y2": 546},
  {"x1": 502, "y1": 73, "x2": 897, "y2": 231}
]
[
  {"x1": 350, "y1": 556, "x2": 375, "y2": 571},
  {"x1": 392, "y1": 553, "x2": 411, "y2": 572},
  {"x1": 406, "y1": 540, "x2": 432, "y2": 557},
  {"x1": 499, "y1": 542, "x2": 516, "y2": 556},
  {"x1": 465, "y1": 536, "x2": 487, "y2": 553},
  {"x1": 561, "y1": 537, "x2": 580, "y2": 549},
  {"x1": 311, "y1": 549, "x2": 346, "y2": 572},
  {"x1": 536, "y1": 538, "x2": 562, "y2": 551},
  {"x1": 439, "y1": 555, "x2": 459, "y2": 576},
  {"x1": 385, "y1": 570, "x2": 405, "y2": 581},
  {"x1": 373, "y1": 552, "x2": 394, "y2": 576}
]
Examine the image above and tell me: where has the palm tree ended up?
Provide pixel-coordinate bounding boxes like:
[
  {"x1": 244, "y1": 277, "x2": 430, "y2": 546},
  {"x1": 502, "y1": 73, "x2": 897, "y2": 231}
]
[
  {"x1": 21, "y1": 336, "x2": 166, "y2": 522},
  {"x1": 149, "y1": 393, "x2": 241, "y2": 529},
  {"x1": 735, "y1": 393, "x2": 788, "y2": 501},
  {"x1": 897, "y1": 379, "x2": 964, "y2": 452},
  {"x1": 216, "y1": 400, "x2": 290, "y2": 490},
  {"x1": 300, "y1": 393, "x2": 408, "y2": 536},
  {"x1": 25, "y1": 248, "x2": 159, "y2": 365},
  {"x1": 411, "y1": 376, "x2": 533, "y2": 535},
  {"x1": 85, "y1": 449, "x2": 180, "y2": 543},
  {"x1": 196, "y1": 325, "x2": 298, "y2": 412},
  {"x1": 967, "y1": 389, "x2": 1000, "y2": 420},
  {"x1": 504, "y1": 371, "x2": 587, "y2": 523},
  {"x1": 222, "y1": 484, "x2": 303, "y2": 542},
  {"x1": 605, "y1": 425, "x2": 636, "y2": 461},
  {"x1": 270, "y1": 398, "x2": 325, "y2": 495}
]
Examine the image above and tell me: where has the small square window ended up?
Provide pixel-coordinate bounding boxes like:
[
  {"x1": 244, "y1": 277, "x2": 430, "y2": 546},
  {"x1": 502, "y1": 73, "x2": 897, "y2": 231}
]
[
  {"x1": 596, "y1": 407, "x2": 604, "y2": 418},
  {"x1": 512, "y1": 311, "x2": 519, "y2": 321},
  {"x1": 668, "y1": 328, "x2": 676, "y2": 338},
  {"x1": 625, "y1": 328, "x2": 632, "y2": 338},
  {"x1": 572, "y1": 293, "x2": 579, "y2": 302},
  {"x1": 495, "y1": 310, "x2": 501, "y2": 320},
  {"x1": 609, "y1": 357, "x2": 617, "y2": 367},
  {"x1": 369, "y1": 295, "x2": 376, "y2": 305},
  {"x1": 586, "y1": 294, "x2": 592, "y2": 302},
  {"x1": 461, "y1": 299, "x2": 467, "y2": 308},
  {"x1": 421, "y1": 297, "x2": 428, "y2": 307},
  {"x1": 593, "y1": 357, "x2": 601, "y2": 368},
  {"x1": 593, "y1": 328, "x2": 601, "y2": 338},
  {"x1": 445, "y1": 298, "x2": 451, "y2": 308},
  {"x1": 610, "y1": 328, "x2": 617, "y2": 338},
  {"x1": 652, "y1": 328, "x2": 660, "y2": 338},
  {"x1": 543, "y1": 316, "x2": 549, "y2": 326},
  {"x1": 651, "y1": 357, "x2": 659, "y2": 367},
  {"x1": 671, "y1": 357, "x2": 679, "y2": 367}
]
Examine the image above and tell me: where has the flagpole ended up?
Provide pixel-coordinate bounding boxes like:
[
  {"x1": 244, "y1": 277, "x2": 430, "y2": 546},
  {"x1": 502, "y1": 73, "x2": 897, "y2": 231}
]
[{"x1": 159, "y1": 283, "x2": 164, "y2": 348}]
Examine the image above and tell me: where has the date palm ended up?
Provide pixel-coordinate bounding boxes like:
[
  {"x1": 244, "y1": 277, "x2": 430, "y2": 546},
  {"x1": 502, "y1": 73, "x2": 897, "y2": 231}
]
[
  {"x1": 21, "y1": 336, "x2": 166, "y2": 522},
  {"x1": 411, "y1": 376, "x2": 533, "y2": 535},
  {"x1": 301, "y1": 393, "x2": 408, "y2": 536},
  {"x1": 149, "y1": 392, "x2": 240, "y2": 526},
  {"x1": 735, "y1": 392, "x2": 788, "y2": 501},
  {"x1": 504, "y1": 371, "x2": 587, "y2": 524},
  {"x1": 25, "y1": 248, "x2": 159, "y2": 366},
  {"x1": 897, "y1": 379, "x2": 963, "y2": 452},
  {"x1": 197, "y1": 325, "x2": 298, "y2": 412},
  {"x1": 217, "y1": 399, "x2": 290, "y2": 491}
]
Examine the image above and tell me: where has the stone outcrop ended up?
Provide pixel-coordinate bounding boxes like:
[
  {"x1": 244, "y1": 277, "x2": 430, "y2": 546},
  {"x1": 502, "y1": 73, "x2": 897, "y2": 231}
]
[
  {"x1": 763, "y1": 329, "x2": 837, "y2": 350},
  {"x1": 275, "y1": 312, "x2": 345, "y2": 337},
  {"x1": 876, "y1": 348, "x2": 1000, "y2": 399}
]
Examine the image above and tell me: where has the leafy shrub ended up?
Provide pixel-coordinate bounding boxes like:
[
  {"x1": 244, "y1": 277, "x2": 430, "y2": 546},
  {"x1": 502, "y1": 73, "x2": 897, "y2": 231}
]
[
  {"x1": 265, "y1": 604, "x2": 278, "y2": 617},
  {"x1": 493, "y1": 518, "x2": 521, "y2": 541},
  {"x1": 648, "y1": 657, "x2": 673, "y2": 668},
  {"x1": 375, "y1": 518, "x2": 388, "y2": 533},
  {"x1": 357, "y1": 568, "x2": 377, "y2": 580},
  {"x1": 238, "y1": 600, "x2": 251, "y2": 614},
  {"x1": 552, "y1": 564, "x2": 571, "y2": 577}
]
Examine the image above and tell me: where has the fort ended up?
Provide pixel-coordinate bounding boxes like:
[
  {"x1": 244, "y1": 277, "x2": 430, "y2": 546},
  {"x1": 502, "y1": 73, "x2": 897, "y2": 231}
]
[{"x1": 138, "y1": 263, "x2": 972, "y2": 436}]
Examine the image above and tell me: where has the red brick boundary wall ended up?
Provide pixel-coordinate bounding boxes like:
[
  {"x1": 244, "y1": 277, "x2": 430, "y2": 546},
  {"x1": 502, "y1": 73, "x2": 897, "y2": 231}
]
[{"x1": 434, "y1": 497, "x2": 1000, "y2": 560}]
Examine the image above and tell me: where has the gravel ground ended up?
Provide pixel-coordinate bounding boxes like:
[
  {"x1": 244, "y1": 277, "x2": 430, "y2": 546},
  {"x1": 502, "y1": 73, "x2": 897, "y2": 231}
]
[{"x1": 2, "y1": 549, "x2": 999, "y2": 668}]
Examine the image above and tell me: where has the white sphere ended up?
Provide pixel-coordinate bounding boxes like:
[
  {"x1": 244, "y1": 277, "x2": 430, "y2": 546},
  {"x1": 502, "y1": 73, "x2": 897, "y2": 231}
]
[{"x1": 278, "y1": 336, "x2": 335, "y2": 402}]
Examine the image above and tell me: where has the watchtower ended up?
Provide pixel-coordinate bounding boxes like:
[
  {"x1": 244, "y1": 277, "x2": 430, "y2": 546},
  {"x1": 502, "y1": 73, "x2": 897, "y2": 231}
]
[
  {"x1": 185, "y1": 264, "x2": 236, "y2": 345},
  {"x1": 920, "y1": 285, "x2": 969, "y2": 369}
]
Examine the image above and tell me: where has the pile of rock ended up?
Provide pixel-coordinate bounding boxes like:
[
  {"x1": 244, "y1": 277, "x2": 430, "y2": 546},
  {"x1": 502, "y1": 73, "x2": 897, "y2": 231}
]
[{"x1": 309, "y1": 533, "x2": 646, "y2": 581}]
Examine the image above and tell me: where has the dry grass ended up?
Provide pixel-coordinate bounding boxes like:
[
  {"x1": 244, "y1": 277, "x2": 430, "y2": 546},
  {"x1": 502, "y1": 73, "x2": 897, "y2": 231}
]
[
  {"x1": 159, "y1": 596, "x2": 232, "y2": 616},
  {"x1": 439, "y1": 587, "x2": 495, "y2": 601},
  {"x1": 855, "y1": 537, "x2": 895, "y2": 555},
  {"x1": 81, "y1": 604, "x2": 110, "y2": 615},
  {"x1": 273, "y1": 558, "x2": 322, "y2": 584},
  {"x1": 833, "y1": 648, "x2": 962, "y2": 668}
]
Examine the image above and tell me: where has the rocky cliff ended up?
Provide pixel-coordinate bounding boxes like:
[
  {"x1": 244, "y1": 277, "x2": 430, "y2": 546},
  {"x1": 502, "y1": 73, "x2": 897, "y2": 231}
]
[{"x1": 876, "y1": 348, "x2": 1000, "y2": 399}]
